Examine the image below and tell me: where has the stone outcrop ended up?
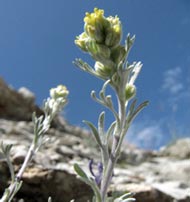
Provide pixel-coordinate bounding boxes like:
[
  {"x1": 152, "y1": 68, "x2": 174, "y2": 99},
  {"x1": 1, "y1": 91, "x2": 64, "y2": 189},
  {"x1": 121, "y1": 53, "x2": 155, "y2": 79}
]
[
  {"x1": 0, "y1": 78, "x2": 43, "y2": 121},
  {"x1": 0, "y1": 79, "x2": 189, "y2": 202}
]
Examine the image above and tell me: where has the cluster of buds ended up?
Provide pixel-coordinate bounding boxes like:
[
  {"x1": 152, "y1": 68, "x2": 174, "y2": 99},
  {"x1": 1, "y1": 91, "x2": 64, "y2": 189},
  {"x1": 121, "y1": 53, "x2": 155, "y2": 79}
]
[
  {"x1": 75, "y1": 8, "x2": 140, "y2": 103},
  {"x1": 45, "y1": 85, "x2": 69, "y2": 117},
  {"x1": 75, "y1": 8, "x2": 126, "y2": 79}
]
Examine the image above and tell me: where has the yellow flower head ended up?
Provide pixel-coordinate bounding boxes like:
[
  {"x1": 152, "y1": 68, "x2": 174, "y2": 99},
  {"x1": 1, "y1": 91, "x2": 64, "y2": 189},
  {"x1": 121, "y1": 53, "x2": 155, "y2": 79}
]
[
  {"x1": 84, "y1": 8, "x2": 107, "y2": 43},
  {"x1": 105, "y1": 16, "x2": 122, "y2": 47},
  {"x1": 84, "y1": 8, "x2": 104, "y2": 26}
]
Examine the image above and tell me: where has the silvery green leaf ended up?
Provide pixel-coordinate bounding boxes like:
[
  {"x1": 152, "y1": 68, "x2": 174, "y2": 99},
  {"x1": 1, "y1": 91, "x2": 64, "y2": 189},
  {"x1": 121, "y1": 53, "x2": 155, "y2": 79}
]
[
  {"x1": 88, "y1": 177, "x2": 102, "y2": 202},
  {"x1": 106, "y1": 95, "x2": 113, "y2": 108},
  {"x1": 99, "y1": 80, "x2": 110, "y2": 101},
  {"x1": 74, "y1": 164, "x2": 102, "y2": 202},
  {"x1": 74, "y1": 163, "x2": 89, "y2": 180},
  {"x1": 119, "y1": 68, "x2": 132, "y2": 87},
  {"x1": 102, "y1": 79, "x2": 110, "y2": 92},
  {"x1": 114, "y1": 192, "x2": 136, "y2": 202},
  {"x1": 99, "y1": 90, "x2": 105, "y2": 102},
  {"x1": 119, "y1": 192, "x2": 135, "y2": 199},
  {"x1": 106, "y1": 121, "x2": 116, "y2": 141},
  {"x1": 126, "y1": 99, "x2": 137, "y2": 118},
  {"x1": 91, "y1": 90, "x2": 99, "y2": 102},
  {"x1": 73, "y1": 59, "x2": 102, "y2": 79},
  {"x1": 125, "y1": 34, "x2": 135, "y2": 55},
  {"x1": 128, "y1": 100, "x2": 149, "y2": 124},
  {"x1": 91, "y1": 90, "x2": 105, "y2": 106},
  {"x1": 98, "y1": 111, "x2": 105, "y2": 141},
  {"x1": 7, "y1": 181, "x2": 23, "y2": 202},
  {"x1": 0, "y1": 142, "x2": 12, "y2": 155},
  {"x1": 128, "y1": 62, "x2": 142, "y2": 85},
  {"x1": 122, "y1": 198, "x2": 136, "y2": 202},
  {"x1": 83, "y1": 120, "x2": 103, "y2": 148}
]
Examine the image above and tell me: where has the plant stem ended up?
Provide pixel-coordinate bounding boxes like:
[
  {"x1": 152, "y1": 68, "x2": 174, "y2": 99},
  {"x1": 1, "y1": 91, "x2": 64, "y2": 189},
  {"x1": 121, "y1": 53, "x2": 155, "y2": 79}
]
[
  {"x1": 100, "y1": 94, "x2": 126, "y2": 202},
  {"x1": 0, "y1": 143, "x2": 37, "y2": 202},
  {"x1": 16, "y1": 144, "x2": 35, "y2": 179},
  {"x1": 100, "y1": 137, "x2": 118, "y2": 202}
]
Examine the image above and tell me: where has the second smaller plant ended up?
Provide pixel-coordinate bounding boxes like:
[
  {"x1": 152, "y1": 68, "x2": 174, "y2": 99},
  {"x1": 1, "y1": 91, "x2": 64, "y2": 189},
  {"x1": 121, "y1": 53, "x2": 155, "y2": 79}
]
[{"x1": 0, "y1": 85, "x2": 69, "y2": 202}]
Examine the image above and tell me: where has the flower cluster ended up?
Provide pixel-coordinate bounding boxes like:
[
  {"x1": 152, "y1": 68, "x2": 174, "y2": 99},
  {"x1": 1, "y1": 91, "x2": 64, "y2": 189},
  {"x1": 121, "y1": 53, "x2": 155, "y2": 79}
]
[
  {"x1": 75, "y1": 8, "x2": 124, "y2": 78},
  {"x1": 75, "y1": 8, "x2": 141, "y2": 103},
  {"x1": 45, "y1": 85, "x2": 69, "y2": 117},
  {"x1": 0, "y1": 85, "x2": 69, "y2": 202}
]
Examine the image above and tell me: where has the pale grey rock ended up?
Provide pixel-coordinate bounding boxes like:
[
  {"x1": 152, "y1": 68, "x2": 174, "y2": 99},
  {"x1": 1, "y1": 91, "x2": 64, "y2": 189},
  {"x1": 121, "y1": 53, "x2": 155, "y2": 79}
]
[
  {"x1": 0, "y1": 79, "x2": 190, "y2": 202},
  {"x1": 152, "y1": 181, "x2": 190, "y2": 201},
  {"x1": 18, "y1": 87, "x2": 35, "y2": 105},
  {"x1": 160, "y1": 138, "x2": 190, "y2": 159}
]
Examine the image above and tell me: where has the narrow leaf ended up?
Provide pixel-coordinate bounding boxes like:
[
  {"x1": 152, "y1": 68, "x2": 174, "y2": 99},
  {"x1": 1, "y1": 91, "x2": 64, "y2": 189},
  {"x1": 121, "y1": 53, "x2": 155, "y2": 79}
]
[
  {"x1": 106, "y1": 95, "x2": 113, "y2": 108},
  {"x1": 120, "y1": 192, "x2": 135, "y2": 200},
  {"x1": 123, "y1": 198, "x2": 136, "y2": 202},
  {"x1": 99, "y1": 90, "x2": 105, "y2": 101},
  {"x1": 83, "y1": 121, "x2": 103, "y2": 148},
  {"x1": 74, "y1": 163, "x2": 88, "y2": 180},
  {"x1": 89, "y1": 177, "x2": 102, "y2": 202},
  {"x1": 126, "y1": 99, "x2": 137, "y2": 117},
  {"x1": 98, "y1": 112, "x2": 105, "y2": 140},
  {"x1": 74, "y1": 164, "x2": 102, "y2": 202},
  {"x1": 129, "y1": 62, "x2": 142, "y2": 85},
  {"x1": 73, "y1": 59, "x2": 99, "y2": 78},
  {"x1": 99, "y1": 80, "x2": 110, "y2": 102},
  {"x1": 106, "y1": 121, "x2": 116, "y2": 141},
  {"x1": 91, "y1": 90, "x2": 104, "y2": 105},
  {"x1": 128, "y1": 100, "x2": 149, "y2": 123}
]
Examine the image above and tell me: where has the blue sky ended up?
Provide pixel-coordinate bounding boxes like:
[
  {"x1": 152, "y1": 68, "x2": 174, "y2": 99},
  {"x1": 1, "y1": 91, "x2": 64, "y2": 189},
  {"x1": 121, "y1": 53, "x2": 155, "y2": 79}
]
[{"x1": 0, "y1": 1, "x2": 190, "y2": 149}]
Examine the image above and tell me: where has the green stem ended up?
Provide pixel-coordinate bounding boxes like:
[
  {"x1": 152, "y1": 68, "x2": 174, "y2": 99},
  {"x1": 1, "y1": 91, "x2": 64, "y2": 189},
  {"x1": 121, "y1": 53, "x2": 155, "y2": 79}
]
[{"x1": 100, "y1": 94, "x2": 126, "y2": 202}]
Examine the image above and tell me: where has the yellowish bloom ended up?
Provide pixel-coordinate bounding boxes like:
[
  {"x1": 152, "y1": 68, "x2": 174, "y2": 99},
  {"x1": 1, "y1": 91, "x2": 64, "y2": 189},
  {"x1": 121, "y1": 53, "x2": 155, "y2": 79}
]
[
  {"x1": 105, "y1": 16, "x2": 122, "y2": 47},
  {"x1": 95, "y1": 61, "x2": 113, "y2": 78},
  {"x1": 75, "y1": 32, "x2": 89, "y2": 52},
  {"x1": 84, "y1": 8, "x2": 107, "y2": 43},
  {"x1": 50, "y1": 85, "x2": 69, "y2": 100}
]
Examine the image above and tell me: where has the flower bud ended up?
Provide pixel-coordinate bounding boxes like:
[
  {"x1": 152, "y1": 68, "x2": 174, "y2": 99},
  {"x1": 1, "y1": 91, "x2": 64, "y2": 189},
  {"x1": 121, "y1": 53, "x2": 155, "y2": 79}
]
[
  {"x1": 95, "y1": 61, "x2": 113, "y2": 78},
  {"x1": 50, "y1": 85, "x2": 69, "y2": 100},
  {"x1": 84, "y1": 8, "x2": 106, "y2": 43},
  {"x1": 125, "y1": 84, "x2": 136, "y2": 100},
  {"x1": 75, "y1": 32, "x2": 89, "y2": 52},
  {"x1": 86, "y1": 40, "x2": 111, "y2": 60},
  {"x1": 105, "y1": 16, "x2": 122, "y2": 48},
  {"x1": 111, "y1": 45, "x2": 126, "y2": 65}
]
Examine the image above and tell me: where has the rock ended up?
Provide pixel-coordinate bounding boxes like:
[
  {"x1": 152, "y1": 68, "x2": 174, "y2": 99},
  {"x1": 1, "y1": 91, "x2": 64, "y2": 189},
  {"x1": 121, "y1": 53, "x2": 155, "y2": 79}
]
[
  {"x1": 152, "y1": 181, "x2": 190, "y2": 202},
  {"x1": 19, "y1": 167, "x2": 93, "y2": 202},
  {"x1": 18, "y1": 87, "x2": 35, "y2": 105},
  {"x1": 0, "y1": 78, "x2": 43, "y2": 121},
  {"x1": 160, "y1": 138, "x2": 190, "y2": 159},
  {"x1": 110, "y1": 183, "x2": 159, "y2": 202},
  {"x1": 0, "y1": 78, "x2": 190, "y2": 202}
]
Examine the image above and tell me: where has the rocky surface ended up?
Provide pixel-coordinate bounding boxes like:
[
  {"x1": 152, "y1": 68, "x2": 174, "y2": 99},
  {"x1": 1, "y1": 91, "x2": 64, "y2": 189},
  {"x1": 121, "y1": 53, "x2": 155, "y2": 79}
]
[{"x1": 0, "y1": 78, "x2": 190, "y2": 202}]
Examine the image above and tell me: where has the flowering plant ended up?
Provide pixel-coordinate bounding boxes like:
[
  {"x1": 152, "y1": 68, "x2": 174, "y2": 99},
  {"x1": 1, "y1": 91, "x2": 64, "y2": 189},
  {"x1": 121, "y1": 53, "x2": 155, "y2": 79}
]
[
  {"x1": 74, "y1": 8, "x2": 148, "y2": 202},
  {"x1": 0, "y1": 85, "x2": 68, "y2": 202},
  {"x1": 0, "y1": 8, "x2": 148, "y2": 202}
]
